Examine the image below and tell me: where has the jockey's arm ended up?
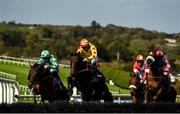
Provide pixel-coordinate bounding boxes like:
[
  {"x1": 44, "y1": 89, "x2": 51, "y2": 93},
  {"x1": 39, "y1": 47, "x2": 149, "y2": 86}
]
[
  {"x1": 133, "y1": 68, "x2": 138, "y2": 76},
  {"x1": 142, "y1": 64, "x2": 149, "y2": 81},
  {"x1": 162, "y1": 56, "x2": 172, "y2": 76},
  {"x1": 49, "y1": 57, "x2": 59, "y2": 73},
  {"x1": 87, "y1": 44, "x2": 97, "y2": 60},
  {"x1": 164, "y1": 57, "x2": 171, "y2": 70},
  {"x1": 142, "y1": 70, "x2": 147, "y2": 81}
]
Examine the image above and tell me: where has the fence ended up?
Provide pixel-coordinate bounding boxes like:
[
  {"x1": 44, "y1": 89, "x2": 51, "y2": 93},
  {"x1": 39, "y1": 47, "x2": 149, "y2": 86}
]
[
  {"x1": 0, "y1": 71, "x2": 17, "y2": 80},
  {"x1": 0, "y1": 55, "x2": 37, "y2": 63},
  {"x1": 1, "y1": 77, "x2": 180, "y2": 104},
  {"x1": 16, "y1": 85, "x2": 41, "y2": 103},
  {"x1": 0, "y1": 78, "x2": 19, "y2": 104},
  {"x1": 0, "y1": 77, "x2": 41, "y2": 104},
  {"x1": 15, "y1": 93, "x2": 132, "y2": 104},
  {"x1": 0, "y1": 55, "x2": 70, "y2": 68}
]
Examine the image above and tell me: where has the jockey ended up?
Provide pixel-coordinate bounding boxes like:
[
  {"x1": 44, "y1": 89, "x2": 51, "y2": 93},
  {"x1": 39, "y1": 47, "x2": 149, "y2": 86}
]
[
  {"x1": 37, "y1": 50, "x2": 63, "y2": 90},
  {"x1": 151, "y1": 49, "x2": 172, "y2": 91},
  {"x1": 77, "y1": 39, "x2": 98, "y2": 66},
  {"x1": 76, "y1": 39, "x2": 103, "y2": 79},
  {"x1": 133, "y1": 54, "x2": 146, "y2": 84}
]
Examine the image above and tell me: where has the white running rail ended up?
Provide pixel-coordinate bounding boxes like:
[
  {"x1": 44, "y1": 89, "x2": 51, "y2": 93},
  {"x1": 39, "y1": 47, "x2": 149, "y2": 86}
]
[
  {"x1": 0, "y1": 71, "x2": 17, "y2": 80},
  {"x1": 0, "y1": 56, "x2": 70, "y2": 68},
  {"x1": 0, "y1": 78, "x2": 19, "y2": 104}
]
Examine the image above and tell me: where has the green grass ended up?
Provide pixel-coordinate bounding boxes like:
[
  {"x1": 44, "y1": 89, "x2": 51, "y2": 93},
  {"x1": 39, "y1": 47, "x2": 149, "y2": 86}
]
[
  {"x1": 107, "y1": 83, "x2": 129, "y2": 94},
  {"x1": 0, "y1": 61, "x2": 128, "y2": 93},
  {"x1": 100, "y1": 64, "x2": 131, "y2": 89},
  {"x1": 0, "y1": 61, "x2": 70, "y2": 87},
  {"x1": 0, "y1": 62, "x2": 29, "y2": 85}
]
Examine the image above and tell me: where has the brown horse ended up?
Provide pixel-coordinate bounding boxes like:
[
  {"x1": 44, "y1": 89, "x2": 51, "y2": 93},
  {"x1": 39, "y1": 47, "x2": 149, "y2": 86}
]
[
  {"x1": 129, "y1": 73, "x2": 145, "y2": 103},
  {"x1": 143, "y1": 56, "x2": 177, "y2": 104},
  {"x1": 67, "y1": 52, "x2": 113, "y2": 102},
  {"x1": 28, "y1": 63, "x2": 70, "y2": 103}
]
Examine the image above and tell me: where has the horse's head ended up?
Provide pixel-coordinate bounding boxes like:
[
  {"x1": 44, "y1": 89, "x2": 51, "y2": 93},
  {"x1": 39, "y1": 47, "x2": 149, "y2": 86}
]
[
  {"x1": 28, "y1": 63, "x2": 45, "y2": 94},
  {"x1": 145, "y1": 56, "x2": 161, "y2": 91},
  {"x1": 70, "y1": 52, "x2": 88, "y2": 78},
  {"x1": 144, "y1": 55, "x2": 155, "y2": 78},
  {"x1": 145, "y1": 55, "x2": 155, "y2": 67}
]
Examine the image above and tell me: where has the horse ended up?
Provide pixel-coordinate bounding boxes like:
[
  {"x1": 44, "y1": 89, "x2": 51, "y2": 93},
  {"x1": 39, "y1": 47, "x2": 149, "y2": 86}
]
[
  {"x1": 67, "y1": 52, "x2": 113, "y2": 102},
  {"x1": 143, "y1": 56, "x2": 177, "y2": 104},
  {"x1": 28, "y1": 63, "x2": 70, "y2": 103},
  {"x1": 129, "y1": 73, "x2": 145, "y2": 104}
]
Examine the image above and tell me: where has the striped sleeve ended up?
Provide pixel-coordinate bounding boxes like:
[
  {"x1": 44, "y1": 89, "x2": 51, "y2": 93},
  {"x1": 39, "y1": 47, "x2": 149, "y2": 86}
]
[{"x1": 87, "y1": 44, "x2": 97, "y2": 60}]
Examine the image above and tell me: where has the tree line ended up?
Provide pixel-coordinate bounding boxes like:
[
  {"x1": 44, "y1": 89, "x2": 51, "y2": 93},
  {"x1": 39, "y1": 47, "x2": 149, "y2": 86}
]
[{"x1": 0, "y1": 21, "x2": 179, "y2": 72}]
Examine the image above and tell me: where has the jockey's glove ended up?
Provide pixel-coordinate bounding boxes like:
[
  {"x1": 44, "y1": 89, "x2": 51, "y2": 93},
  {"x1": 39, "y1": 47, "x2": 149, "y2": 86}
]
[
  {"x1": 140, "y1": 79, "x2": 144, "y2": 84},
  {"x1": 44, "y1": 64, "x2": 49, "y2": 69},
  {"x1": 163, "y1": 72, "x2": 169, "y2": 76},
  {"x1": 163, "y1": 67, "x2": 170, "y2": 72},
  {"x1": 139, "y1": 74, "x2": 142, "y2": 79},
  {"x1": 140, "y1": 79, "x2": 146, "y2": 84},
  {"x1": 90, "y1": 59, "x2": 96, "y2": 64},
  {"x1": 83, "y1": 58, "x2": 88, "y2": 62},
  {"x1": 50, "y1": 69, "x2": 56, "y2": 73}
]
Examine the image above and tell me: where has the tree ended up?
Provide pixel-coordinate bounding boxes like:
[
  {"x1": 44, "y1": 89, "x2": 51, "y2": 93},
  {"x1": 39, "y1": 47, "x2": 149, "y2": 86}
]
[{"x1": 91, "y1": 20, "x2": 101, "y2": 29}]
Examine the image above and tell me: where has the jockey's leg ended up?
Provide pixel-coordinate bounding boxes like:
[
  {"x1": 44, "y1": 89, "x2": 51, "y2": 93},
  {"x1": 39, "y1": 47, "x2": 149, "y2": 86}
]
[
  {"x1": 164, "y1": 76, "x2": 171, "y2": 91},
  {"x1": 51, "y1": 71, "x2": 63, "y2": 90},
  {"x1": 89, "y1": 59, "x2": 105, "y2": 82},
  {"x1": 94, "y1": 68, "x2": 105, "y2": 82}
]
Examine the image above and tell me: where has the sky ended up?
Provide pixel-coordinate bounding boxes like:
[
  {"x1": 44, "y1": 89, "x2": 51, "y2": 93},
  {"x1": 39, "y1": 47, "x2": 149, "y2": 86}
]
[{"x1": 0, "y1": 0, "x2": 179, "y2": 33}]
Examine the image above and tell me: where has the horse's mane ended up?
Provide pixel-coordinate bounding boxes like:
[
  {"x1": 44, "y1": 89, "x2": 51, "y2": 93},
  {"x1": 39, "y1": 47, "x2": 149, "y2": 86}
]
[
  {"x1": 32, "y1": 63, "x2": 40, "y2": 67},
  {"x1": 70, "y1": 52, "x2": 82, "y2": 59},
  {"x1": 29, "y1": 63, "x2": 51, "y2": 82},
  {"x1": 70, "y1": 52, "x2": 79, "y2": 57}
]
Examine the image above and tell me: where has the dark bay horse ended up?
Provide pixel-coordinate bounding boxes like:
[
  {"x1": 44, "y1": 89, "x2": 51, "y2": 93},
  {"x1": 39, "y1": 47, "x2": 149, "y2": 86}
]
[
  {"x1": 129, "y1": 73, "x2": 145, "y2": 104},
  {"x1": 143, "y1": 56, "x2": 177, "y2": 104},
  {"x1": 68, "y1": 53, "x2": 113, "y2": 102},
  {"x1": 28, "y1": 63, "x2": 70, "y2": 103}
]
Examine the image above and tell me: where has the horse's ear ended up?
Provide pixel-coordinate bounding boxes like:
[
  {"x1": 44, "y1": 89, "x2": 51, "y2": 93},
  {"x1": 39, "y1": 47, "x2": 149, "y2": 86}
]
[{"x1": 145, "y1": 55, "x2": 155, "y2": 65}]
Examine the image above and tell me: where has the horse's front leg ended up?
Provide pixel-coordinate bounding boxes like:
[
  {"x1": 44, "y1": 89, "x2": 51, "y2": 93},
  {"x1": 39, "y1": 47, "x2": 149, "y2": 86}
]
[
  {"x1": 143, "y1": 91, "x2": 148, "y2": 104},
  {"x1": 143, "y1": 86, "x2": 148, "y2": 104},
  {"x1": 33, "y1": 93, "x2": 37, "y2": 104},
  {"x1": 153, "y1": 88, "x2": 162, "y2": 101},
  {"x1": 131, "y1": 95, "x2": 136, "y2": 103},
  {"x1": 40, "y1": 94, "x2": 45, "y2": 103},
  {"x1": 130, "y1": 88, "x2": 137, "y2": 103},
  {"x1": 40, "y1": 98, "x2": 44, "y2": 103}
]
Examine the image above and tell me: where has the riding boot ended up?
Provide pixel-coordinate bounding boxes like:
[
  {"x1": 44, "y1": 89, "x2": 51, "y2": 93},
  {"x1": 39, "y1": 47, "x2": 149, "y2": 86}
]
[
  {"x1": 54, "y1": 78, "x2": 62, "y2": 90},
  {"x1": 94, "y1": 68, "x2": 105, "y2": 82},
  {"x1": 164, "y1": 77, "x2": 171, "y2": 92},
  {"x1": 52, "y1": 72, "x2": 62, "y2": 90}
]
